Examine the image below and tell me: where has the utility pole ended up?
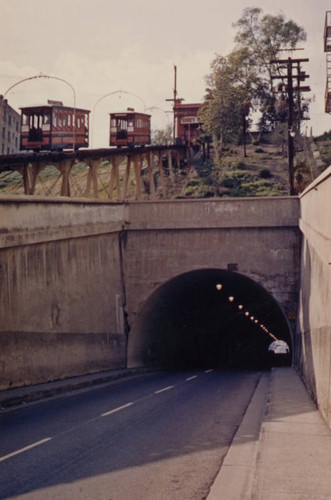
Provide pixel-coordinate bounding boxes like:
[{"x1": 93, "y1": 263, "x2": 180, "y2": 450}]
[
  {"x1": 271, "y1": 57, "x2": 310, "y2": 195},
  {"x1": 166, "y1": 65, "x2": 183, "y2": 143},
  {"x1": 287, "y1": 59, "x2": 295, "y2": 195}
]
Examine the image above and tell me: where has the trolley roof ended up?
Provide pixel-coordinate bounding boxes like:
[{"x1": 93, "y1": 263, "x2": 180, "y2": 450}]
[{"x1": 20, "y1": 103, "x2": 90, "y2": 114}]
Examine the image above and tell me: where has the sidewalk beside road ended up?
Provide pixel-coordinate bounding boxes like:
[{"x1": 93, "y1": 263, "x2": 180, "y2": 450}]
[
  {"x1": 208, "y1": 367, "x2": 331, "y2": 499},
  {"x1": 1, "y1": 366, "x2": 330, "y2": 499}
]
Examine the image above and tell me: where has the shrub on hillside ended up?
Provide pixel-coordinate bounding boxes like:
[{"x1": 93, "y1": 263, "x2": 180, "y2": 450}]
[
  {"x1": 319, "y1": 144, "x2": 331, "y2": 166},
  {"x1": 259, "y1": 168, "x2": 272, "y2": 179}
]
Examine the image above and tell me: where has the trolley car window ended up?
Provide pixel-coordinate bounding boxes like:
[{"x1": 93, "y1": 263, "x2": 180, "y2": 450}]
[
  {"x1": 33, "y1": 115, "x2": 40, "y2": 128},
  {"x1": 44, "y1": 112, "x2": 51, "y2": 124},
  {"x1": 118, "y1": 119, "x2": 127, "y2": 130}
]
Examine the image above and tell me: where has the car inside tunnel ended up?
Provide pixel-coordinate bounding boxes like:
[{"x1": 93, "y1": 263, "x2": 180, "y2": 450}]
[{"x1": 127, "y1": 269, "x2": 292, "y2": 370}]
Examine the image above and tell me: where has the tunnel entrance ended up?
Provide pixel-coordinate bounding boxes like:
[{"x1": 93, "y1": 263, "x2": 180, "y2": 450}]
[{"x1": 128, "y1": 269, "x2": 292, "y2": 370}]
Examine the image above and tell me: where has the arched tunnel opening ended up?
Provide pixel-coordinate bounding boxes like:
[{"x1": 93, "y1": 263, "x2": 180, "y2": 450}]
[{"x1": 128, "y1": 269, "x2": 292, "y2": 371}]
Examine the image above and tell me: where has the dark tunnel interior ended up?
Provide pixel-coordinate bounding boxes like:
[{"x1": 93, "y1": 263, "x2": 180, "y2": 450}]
[{"x1": 128, "y1": 269, "x2": 292, "y2": 370}]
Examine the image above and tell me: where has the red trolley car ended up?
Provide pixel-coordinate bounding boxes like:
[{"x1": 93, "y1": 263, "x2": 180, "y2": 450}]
[
  {"x1": 109, "y1": 109, "x2": 151, "y2": 147},
  {"x1": 20, "y1": 100, "x2": 90, "y2": 151}
]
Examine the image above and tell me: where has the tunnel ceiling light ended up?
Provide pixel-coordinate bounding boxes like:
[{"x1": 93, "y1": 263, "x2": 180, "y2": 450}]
[
  {"x1": 250, "y1": 316, "x2": 254, "y2": 320},
  {"x1": 245, "y1": 311, "x2": 249, "y2": 316},
  {"x1": 216, "y1": 284, "x2": 223, "y2": 291},
  {"x1": 228, "y1": 296, "x2": 234, "y2": 302},
  {"x1": 238, "y1": 304, "x2": 243, "y2": 310},
  {"x1": 254, "y1": 319, "x2": 258, "y2": 323}
]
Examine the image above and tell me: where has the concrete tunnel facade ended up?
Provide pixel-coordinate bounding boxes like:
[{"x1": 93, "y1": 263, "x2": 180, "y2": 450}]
[
  {"x1": 123, "y1": 199, "x2": 300, "y2": 371},
  {"x1": 127, "y1": 268, "x2": 292, "y2": 370},
  {"x1": 0, "y1": 196, "x2": 300, "y2": 388}
]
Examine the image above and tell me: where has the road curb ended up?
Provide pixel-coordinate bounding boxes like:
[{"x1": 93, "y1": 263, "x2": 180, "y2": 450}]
[
  {"x1": 0, "y1": 368, "x2": 154, "y2": 410},
  {"x1": 207, "y1": 371, "x2": 271, "y2": 500}
]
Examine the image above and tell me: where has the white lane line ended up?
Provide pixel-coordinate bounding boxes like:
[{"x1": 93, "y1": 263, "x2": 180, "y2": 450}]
[
  {"x1": 154, "y1": 385, "x2": 174, "y2": 394},
  {"x1": 0, "y1": 437, "x2": 52, "y2": 463},
  {"x1": 186, "y1": 375, "x2": 198, "y2": 381},
  {"x1": 101, "y1": 401, "x2": 135, "y2": 417},
  {"x1": 205, "y1": 369, "x2": 213, "y2": 373}
]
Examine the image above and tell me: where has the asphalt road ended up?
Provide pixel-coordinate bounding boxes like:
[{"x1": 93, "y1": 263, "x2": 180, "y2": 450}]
[{"x1": 0, "y1": 369, "x2": 263, "y2": 500}]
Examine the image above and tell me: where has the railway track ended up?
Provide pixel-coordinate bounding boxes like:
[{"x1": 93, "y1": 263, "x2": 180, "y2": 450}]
[{"x1": 0, "y1": 145, "x2": 186, "y2": 173}]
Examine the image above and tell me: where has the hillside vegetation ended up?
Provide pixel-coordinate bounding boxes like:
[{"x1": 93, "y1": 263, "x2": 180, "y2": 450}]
[
  {"x1": 0, "y1": 133, "x2": 329, "y2": 199},
  {"x1": 169, "y1": 133, "x2": 330, "y2": 200}
]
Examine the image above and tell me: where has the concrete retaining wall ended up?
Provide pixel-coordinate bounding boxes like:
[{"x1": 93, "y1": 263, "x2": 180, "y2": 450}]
[
  {"x1": 2, "y1": 188, "x2": 331, "y2": 428},
  {"x1": 297, "y1": 167, "x2": 331, "y2": 427},
  {"x1": 0, "y1": 197, "x2": 127, "y2": 389},
  {"x1": 0, "y1": 195, "x2": 301, "y2": 391}
]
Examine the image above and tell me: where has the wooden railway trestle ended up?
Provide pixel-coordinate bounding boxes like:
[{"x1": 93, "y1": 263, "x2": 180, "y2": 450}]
[{"x1": 0, "y1": 145, "x2": 189, "y2": 200}]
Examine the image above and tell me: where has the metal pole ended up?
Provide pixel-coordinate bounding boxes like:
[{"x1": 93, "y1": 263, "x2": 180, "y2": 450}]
[
  {"x1": 173, "y1": 65, "x2": 177, "y2": 143},
  {"x1": 287, "y1": 58, "x2": 295, "y2": 195}
]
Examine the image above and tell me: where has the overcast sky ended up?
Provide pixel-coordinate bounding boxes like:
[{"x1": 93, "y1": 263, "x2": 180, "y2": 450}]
[{"x1": 1, "y1": 0, "x2": 330, "y2": 147}]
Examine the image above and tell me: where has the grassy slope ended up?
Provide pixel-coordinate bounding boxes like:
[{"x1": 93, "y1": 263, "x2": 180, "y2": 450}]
[{"x1": 170, "y1": 137, "x2": 330, "y2": 200}]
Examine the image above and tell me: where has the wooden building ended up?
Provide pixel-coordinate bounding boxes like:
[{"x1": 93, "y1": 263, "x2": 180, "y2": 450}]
[{"x1": 173, "y1": 101, "x2": 202, "y2": 146}]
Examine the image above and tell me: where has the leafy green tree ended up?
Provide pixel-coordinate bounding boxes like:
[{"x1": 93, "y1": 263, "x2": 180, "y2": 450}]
[
  {"x1": 199, "y1": 55, "x2": 251, "y2": 161},
  {"x1": 233, "y1": 7, "x2": 307, "y2": 132},
  {"x1": 200, "y1": 7, "x2": 307, "y2": 148},
  {"x1": 234, "y1": 7, "x2": 306, "y2": 82},
  {"x1": 151, "y1": 123, "x2": 173, "y2": 145}
]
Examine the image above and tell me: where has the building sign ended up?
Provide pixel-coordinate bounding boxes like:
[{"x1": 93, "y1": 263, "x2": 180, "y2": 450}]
[
  {"x1": 47, "y1": 100, "x2": 63, "y2": 106},
  {"x1": 181, "y1": 116, "x2": 200, "y2": 125}
]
